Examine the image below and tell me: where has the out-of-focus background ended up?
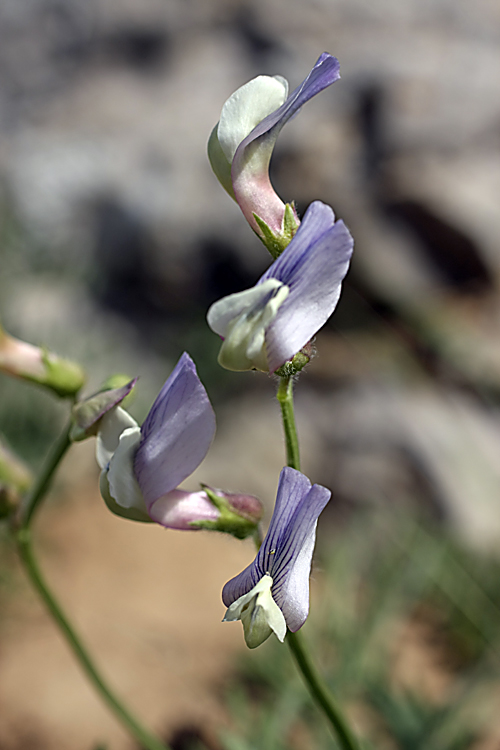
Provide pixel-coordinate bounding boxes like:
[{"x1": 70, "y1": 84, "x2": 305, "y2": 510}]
[{"x1": 1, "y1": 1, "x2": 500, "y2": 748}]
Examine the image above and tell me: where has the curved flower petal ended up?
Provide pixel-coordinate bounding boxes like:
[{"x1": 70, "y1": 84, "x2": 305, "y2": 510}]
[
  {"x1": 107, "y1": 426, "x2": 145, "y2": 512},
  {"x1": 224, "y1": 574, "x2": 287, "y2": 648},
  {"x1": 271, "y1": 483, "x2": 330, "y2": 631},
  {"x1": 207, "y1": 279, "x2": 289, "y2": 371},
  {"x1": 231, "y1": 53, "x2": 340, "y2": 234},
  {"x1": 134, "y1": 353, "x2": 216, "y2": 509},
  {"x1": 208, "y1": 76, "x2": 288, "y2": 201},
  {"x1": 148, "y1": 489, "x2": 219, "y2": 530},
  {"x1": 96, "y1": 406, "x2": 139, "y2": 470},
  {"x1": 261, "y1": 201, "x2": 354, "y2": 372},
  {"x1": 218, "y1": 75, "x2": 289, "y2": 164}
]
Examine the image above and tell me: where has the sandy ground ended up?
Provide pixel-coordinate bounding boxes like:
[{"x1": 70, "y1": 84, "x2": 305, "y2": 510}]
[{"x1": 0, "y1": 447, "x2": 260, "y2": 750}]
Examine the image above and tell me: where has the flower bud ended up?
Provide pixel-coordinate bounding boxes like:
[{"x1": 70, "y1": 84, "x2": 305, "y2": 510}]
[{"x1": 0, "y1": 326, "x2": 85, "y2": 397}]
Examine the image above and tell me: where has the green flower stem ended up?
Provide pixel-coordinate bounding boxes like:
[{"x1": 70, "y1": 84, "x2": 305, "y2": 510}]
[
  {"x1": 21, "y1": 419, "x2": 73, "y2": 529},
  {"x1": 13, "y1": 422, "x2": 171, "y2": 750},
  {"x1": 276, "y1": 375, "x2": 361, "y2": 750},
  {"x1": 276, "y1": 375, "x2": 300, "y2": 470},
  {"x1": 286, "y1": 631, "x2": 360, "y2": 750},
  {"x1": 16, "y1": 528, "x2": 169, "y2": 750}
]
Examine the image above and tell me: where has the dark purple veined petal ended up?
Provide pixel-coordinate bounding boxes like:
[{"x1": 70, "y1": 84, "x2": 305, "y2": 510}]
[
  {"x1": 260, "y1": 201, "x2": 354, "y2": 372},
  {"x1": 270, "y1": 483, "x2": 331, "y2": 631},
  {"x1": 222, "y1": 467, "x2": 331, "y2": 634},
  {"x1": 231, "y1": 53, "x2": 341, "y2": 234},
  {"x1": 134, "y1": 353, "x2": 216, "y2": 509}
]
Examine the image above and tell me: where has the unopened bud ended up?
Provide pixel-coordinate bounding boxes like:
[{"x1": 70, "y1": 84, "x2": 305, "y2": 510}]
[{"x1": 0, "y1": 326, "x2": 85, "y2": 397}]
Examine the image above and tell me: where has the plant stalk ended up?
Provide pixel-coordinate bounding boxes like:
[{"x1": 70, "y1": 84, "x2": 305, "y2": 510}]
[
  {"x1": 276, "y1": 375, "x2": 361, "y2": 750},
  {"x1": 14, "y1": 421, "x2": 170, "y2": 750}
]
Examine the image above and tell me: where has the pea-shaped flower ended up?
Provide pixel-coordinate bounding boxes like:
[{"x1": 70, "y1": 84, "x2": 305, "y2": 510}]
[
  {"x1": 208, "y1": 53, "x2": 340, "y2": 248},
  {"x1": 96, "y1": 353, "x2": 262, "y2": 536},
  {"x1": 222, "y1": 466, "x2": 331, "y2": 648},
  {"x1": 207, "y1": 201, "x2": 353, "y2": 372}
]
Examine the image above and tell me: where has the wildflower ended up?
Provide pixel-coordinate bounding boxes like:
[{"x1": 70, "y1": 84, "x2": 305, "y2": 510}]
[
  {"x1": 207, "y1": 200, "x2": 353, "y2": 372},
  {"x1": 96, "y1": 353, "x2": 262, "y2": 536},
  {"x1": 222, "y1": 466, "x2": 331, "y2": 648},
  {"x1": 208, "y1": 53, "x2": 340, "y2": 249}
]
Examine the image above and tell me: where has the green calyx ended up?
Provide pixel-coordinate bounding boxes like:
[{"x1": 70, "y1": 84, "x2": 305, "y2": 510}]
[
  {"x1": 190, "y1": 486, "x2": 260, "y2": 540},
  {"x1": 253, "y1": 203, "x2": 300, "y2": 259},
  {"x1": 275, "y1": 349, "x2": 311, "y2": 378}
]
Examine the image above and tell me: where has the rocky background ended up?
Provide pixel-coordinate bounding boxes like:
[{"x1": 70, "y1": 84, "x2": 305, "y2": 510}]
[{"x1": 1, "y1": 0, "x2": 500, "y2": 747}]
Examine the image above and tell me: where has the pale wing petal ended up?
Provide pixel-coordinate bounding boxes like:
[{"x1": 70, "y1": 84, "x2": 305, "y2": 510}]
[
  {"x1": 96, "y1": 406, "x2": 139, "y2": 469},
  {"x1": 217, "y1": 75, "x2": 288, "y2": 162},
  {"x1": 107, "y1": 426, "x2": 145, "y2": 512}
]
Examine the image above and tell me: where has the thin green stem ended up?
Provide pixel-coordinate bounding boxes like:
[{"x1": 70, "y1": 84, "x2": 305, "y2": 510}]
[
  {"x1": 276, "y1": 375, "x2": 361, "y2": 750},
  {"x1": 286, "y1": 631, "x2": 360, "y2": 750},
  {"x1": 13, "y1": 421, "x2": 171, "y2": 750},
  {"x1": 20, "y1": 419, "x2": 73, "y2": 529},
  {"x1": 276, "y1": 375, "x2": 300, "y2": 470},
  {"x1": 16, "y1": 528, "x2": 169, "y2": 750}
]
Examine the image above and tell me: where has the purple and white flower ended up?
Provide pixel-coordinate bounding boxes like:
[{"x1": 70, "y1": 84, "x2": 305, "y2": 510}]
[
  {"x1": 96, "y1": 352, "x2": 218, "y2": 527},
  {"x1": 222, "y1": 466, "x2": 331, "y2": 648},
  {"x1": 207, "y1": 200, "x2": 353, "y2": 372},
  {"x1": 208, "y1": 53, "x2": 340, "y2": 240}
]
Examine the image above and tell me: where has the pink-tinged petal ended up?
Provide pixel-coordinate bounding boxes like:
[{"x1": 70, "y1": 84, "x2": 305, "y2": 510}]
[
  {"x1": 261, "y1": 201, "x2": 354, "y2": 372},
  {"x1": 134, "y1": 353, "x2": 216, "y2": 509},
  {"x1": 148, "y1": 489, "x2": 220, "y2": 530},
  {"x1": 231, "y1": 53, "x2": 340, "y2": 235}
]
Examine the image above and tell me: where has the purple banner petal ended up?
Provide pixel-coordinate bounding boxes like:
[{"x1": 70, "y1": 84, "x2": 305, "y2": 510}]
[
  {"x1": 234, "y1": 53, "x2": 340, "y2": 162},
  {"x1": 134, "y1": 353, "x2": 216, "y2": 509},
  {"x1": 261, "y1": 201, "x2": 354, "y2": 372}
]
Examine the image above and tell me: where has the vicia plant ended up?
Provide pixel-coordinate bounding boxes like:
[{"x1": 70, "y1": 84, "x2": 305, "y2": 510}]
[{"x1": 2, "y1": 52, "x2": 361, "y2": 750}]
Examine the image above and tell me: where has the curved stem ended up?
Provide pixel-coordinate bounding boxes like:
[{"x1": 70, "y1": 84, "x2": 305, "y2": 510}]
[
  {"x1": 286, "y1": 631, "x2": 360, "y2": 750},
  {"x1": 20, "y1": 419, "x2": 73, "y2": 529},
  {"x1": 276, "y1": 375, "x2": 361, "y2": 750},
  {"x1": 13, "y1": 421, "x2": 171, "y2": 750},
  {"x1": 16, "y1": 528, "x2": 169, "y2": 750}
]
